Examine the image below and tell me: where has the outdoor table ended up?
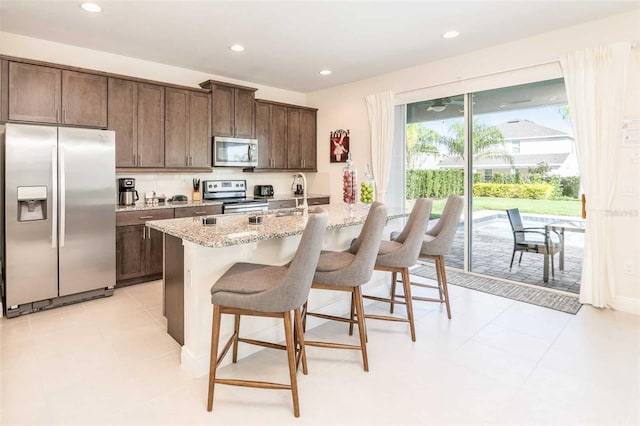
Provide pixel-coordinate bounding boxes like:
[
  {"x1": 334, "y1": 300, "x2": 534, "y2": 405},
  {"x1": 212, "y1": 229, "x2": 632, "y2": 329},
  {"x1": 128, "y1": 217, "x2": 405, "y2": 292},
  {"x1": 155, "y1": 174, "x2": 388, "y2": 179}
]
[{"x1": 544, "y1": 220, "x2": 586, "y2": 282}]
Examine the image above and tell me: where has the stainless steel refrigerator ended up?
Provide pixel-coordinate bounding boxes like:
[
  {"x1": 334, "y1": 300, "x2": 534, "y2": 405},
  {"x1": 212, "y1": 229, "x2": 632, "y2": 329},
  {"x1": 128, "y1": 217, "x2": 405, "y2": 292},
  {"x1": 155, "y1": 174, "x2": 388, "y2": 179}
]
[{"x1": 1, "y1": 123, "x2": 116, "y2": 317}]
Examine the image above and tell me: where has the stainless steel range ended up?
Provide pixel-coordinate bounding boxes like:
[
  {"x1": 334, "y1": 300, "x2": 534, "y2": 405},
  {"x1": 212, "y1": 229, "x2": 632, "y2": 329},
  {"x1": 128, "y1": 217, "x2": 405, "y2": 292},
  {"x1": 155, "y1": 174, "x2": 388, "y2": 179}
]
[{"x1": 203, "y1": 180, "x2": 268, "y2": 214}]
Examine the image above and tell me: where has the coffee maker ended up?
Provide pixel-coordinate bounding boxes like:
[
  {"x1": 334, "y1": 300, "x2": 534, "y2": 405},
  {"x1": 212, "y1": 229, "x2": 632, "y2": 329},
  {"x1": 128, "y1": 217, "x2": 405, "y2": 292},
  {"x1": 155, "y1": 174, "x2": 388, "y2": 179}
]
[{"x1": 118, "y1": 178, "x2": 139, "y2": 205}]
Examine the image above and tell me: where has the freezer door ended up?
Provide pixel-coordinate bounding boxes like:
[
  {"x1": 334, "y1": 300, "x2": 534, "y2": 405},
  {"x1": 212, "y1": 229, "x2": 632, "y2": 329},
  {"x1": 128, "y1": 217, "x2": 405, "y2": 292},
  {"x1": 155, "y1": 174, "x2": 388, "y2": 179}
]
[
  {"x1": 4, "y1": 124, "x2": 59, "y2": 307},
  {"x1": 58, "y1": 127, "x2": 116, "y2": 296}
]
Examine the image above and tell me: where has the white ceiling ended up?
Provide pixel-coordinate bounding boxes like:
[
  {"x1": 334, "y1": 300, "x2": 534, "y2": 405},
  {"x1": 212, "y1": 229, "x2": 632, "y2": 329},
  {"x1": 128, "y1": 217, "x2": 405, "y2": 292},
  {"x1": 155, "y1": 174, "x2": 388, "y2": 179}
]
[{"x1": 1, "y1": 1, "x2": 637, "y2": 93}]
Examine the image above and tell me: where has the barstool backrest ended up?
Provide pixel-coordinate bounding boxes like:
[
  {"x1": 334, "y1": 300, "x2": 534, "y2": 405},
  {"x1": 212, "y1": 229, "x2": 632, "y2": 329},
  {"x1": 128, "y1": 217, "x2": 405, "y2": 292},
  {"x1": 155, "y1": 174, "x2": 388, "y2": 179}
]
[
  {"x1": 340, "y1": 203, "x2": 388, "y2": 284},
  {"x1": 268, "y1": 209, "x2": 328, "y2": 311},
  {"x1": 422, "y1": 194, "x2": 463, "y2": 255},
  {"x1": 378, "y1": 198, "x2": 432, "y2": 268}
]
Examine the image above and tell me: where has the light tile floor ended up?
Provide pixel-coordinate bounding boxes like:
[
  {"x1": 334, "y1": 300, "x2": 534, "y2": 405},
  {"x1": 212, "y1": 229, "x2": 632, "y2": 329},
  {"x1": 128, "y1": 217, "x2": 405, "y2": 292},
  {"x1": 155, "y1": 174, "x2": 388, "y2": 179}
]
[{"x1": 1, "y1": 276, "x2": 638, "y2": 426}]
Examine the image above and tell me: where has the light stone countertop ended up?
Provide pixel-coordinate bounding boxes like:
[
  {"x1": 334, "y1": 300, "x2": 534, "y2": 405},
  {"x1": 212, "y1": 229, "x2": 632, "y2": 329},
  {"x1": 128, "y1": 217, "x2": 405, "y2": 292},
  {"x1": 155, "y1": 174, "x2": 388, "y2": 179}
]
[
  {"x1": 115, "y1": 194, "x2": 330, "y2": 212},
  {"x1": 116, "y1": 200, "x2": 223, "y2": 212},
  {"x1": 254, "y1": 193, "x2": 330, "y2": 201},
  {"x1": 146, "y1": 204, "x2": 407, "y2": 248}
]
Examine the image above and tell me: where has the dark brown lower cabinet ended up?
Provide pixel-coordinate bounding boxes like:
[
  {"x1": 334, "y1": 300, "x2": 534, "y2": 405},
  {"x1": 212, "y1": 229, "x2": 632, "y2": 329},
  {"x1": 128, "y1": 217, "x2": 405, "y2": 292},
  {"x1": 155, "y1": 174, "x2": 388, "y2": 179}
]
[
  {"x1": 115, "y1": 225, "x2": 147, "y2": 282},
  {"x1": 116, "y1": 225, "x2": 165, "y2": 287},
  {"x1": 116, "y1": 208, "x2": 174, "y2": 287}
]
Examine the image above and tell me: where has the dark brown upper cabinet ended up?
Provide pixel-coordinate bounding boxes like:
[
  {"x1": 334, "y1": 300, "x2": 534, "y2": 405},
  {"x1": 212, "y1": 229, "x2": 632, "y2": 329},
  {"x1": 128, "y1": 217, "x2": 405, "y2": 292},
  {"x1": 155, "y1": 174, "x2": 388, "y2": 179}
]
[
  {"x1": 8, "y1": 62, "x2": 61, "y2": 124},
  {"x1": 108, "y1": 78, "x2": 137, "y2": 167},
  {"x1": 254, "y1": 99, "x2": 317, "y2": 171},
  {"x1": 255, "y1": 101, "x2": 271, "y2": 169},
  {"x1": 109, "y1": 79, "x2": 164, "y2": 168},
  {"x1": 165, "y1": 88, "x2": 211, "y2": 168},
  {"x1": 199, "y1": 80, "x2": 257, "y2": 139},
  {"x1": 137, "y1": 83, "x2": 165, "y2": 167},
  {"x1": 62, "y1": 70, "x2": 107, "y2": 127},
  {"x1": 7, "y1": 62, "x2": 107, "y2": 128}
]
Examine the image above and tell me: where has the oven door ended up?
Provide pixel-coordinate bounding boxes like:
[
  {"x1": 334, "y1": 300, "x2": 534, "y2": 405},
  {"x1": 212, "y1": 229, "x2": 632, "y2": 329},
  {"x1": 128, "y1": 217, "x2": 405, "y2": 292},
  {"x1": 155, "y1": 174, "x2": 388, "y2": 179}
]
[
  {"x1": 213, "y1": 137, "x2": 258, "y2": 167},
  {"x1": 223, "y1": 203, "x2": 268, "y2": 214}
]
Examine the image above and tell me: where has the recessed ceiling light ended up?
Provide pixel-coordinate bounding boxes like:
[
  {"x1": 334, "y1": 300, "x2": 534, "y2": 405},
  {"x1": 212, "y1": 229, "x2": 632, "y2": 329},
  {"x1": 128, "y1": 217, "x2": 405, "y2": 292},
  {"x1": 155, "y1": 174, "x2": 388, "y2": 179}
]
[
  {"x1": 442, "y1": 31, "x2": 460, "y2": 39},
  {"x1": 80, "y1": 2, "x2": 102, "y2": 12},
  {"x1": 229, "y1": 45, "x2": 245, "y2": 52},
  {"x1": 319, "y1": 70, "x2": 332, "y2": 76}
]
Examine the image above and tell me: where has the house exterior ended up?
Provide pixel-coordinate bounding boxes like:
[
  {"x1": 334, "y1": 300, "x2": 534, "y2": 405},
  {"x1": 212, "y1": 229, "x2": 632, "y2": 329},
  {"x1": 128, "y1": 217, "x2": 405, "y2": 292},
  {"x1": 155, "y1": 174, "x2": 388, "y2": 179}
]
[{"x1": 438, "y1": 119, "x2": 579, "y2": 180}]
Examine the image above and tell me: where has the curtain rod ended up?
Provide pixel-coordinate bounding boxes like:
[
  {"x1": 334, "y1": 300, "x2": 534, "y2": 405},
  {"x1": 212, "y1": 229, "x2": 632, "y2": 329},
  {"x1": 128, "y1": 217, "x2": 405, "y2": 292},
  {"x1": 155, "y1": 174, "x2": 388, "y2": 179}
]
[
  {"x1": 396, "y1": 59, "x2": 560, "y2": 97},
  {"x1": 397, "y1": 41, "x2": 638, "y2": 97}
]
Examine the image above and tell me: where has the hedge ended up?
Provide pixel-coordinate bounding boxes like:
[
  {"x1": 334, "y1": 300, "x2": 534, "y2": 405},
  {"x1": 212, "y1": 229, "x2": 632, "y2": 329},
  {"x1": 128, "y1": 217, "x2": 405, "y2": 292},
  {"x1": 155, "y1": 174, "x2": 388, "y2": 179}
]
[
  {"x1": 407, "y1": 169, "x2": 576, "y2": 200},
  {"x1": 472, "y1": 183, "x2": 554, "y2": 200},
  {"x1": 406, "y1": 169, "x2": 464, "y2": 199}
]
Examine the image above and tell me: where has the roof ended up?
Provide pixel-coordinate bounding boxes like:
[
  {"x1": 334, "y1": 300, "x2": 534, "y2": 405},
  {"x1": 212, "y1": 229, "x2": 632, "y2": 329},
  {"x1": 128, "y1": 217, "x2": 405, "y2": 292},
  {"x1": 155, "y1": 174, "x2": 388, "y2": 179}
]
[
  {"x1": 495, "y1": 120, "x2": 570, "y2": 140},
  {"x1": 439, "y1": 153, "x2": 570, "y2": 168}
]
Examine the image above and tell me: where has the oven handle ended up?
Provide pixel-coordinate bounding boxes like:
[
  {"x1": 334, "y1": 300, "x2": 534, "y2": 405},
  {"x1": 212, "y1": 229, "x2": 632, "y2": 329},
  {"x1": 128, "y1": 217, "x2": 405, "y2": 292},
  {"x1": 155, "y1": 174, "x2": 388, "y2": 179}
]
[{"x1": 223, "y1": 204, "x2": 269, "y2": 214}]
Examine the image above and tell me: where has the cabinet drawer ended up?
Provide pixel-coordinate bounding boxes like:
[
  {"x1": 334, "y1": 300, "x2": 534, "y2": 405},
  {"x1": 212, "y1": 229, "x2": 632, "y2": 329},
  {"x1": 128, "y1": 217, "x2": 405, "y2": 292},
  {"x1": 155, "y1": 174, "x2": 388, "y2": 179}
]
[
  {"x1": 116, "y1": 209, "x2": 174, "y2": 226},
  {"x1": 268, "y1": 199, "x2": 297, "y2": 210},
  {"x1": 308, "y1": 196, "x2": 330, "y2": 206},
  {"x1": 174, "y1": 205, "x2": 222, "y2": 218}
]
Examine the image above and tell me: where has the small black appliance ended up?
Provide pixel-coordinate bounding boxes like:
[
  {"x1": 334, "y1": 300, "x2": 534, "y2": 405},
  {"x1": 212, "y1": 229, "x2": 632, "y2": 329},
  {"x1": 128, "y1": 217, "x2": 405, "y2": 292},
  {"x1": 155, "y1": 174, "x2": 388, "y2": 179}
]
[{"x1": 118, "y1": 178, "x2": 139, "y2": 206}]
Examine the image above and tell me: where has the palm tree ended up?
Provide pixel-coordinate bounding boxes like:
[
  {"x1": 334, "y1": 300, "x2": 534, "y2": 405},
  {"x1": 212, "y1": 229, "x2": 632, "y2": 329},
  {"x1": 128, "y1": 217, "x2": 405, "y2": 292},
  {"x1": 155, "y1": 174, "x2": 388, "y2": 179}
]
[
  {"x1": 439, "y1": 121, "x2": 512, "y2": 163},
  {"x1": 406, "y1": 123, "x2": 441, "y2": 169}
]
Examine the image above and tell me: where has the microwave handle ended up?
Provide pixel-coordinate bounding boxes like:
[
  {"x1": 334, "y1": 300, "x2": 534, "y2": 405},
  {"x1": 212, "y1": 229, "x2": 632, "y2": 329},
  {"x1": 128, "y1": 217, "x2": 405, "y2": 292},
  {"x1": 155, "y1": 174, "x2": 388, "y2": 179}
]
[{"x1": 247, "y1": 144, "x2": 253, "y2": 162}]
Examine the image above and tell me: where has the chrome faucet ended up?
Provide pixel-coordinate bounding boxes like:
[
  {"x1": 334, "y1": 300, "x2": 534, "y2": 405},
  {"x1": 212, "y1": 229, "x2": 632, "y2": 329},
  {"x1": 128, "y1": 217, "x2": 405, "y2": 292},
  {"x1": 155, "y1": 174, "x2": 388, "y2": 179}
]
[{"x1": 293, "y1": 173, "x2": 308, "y2": 215}]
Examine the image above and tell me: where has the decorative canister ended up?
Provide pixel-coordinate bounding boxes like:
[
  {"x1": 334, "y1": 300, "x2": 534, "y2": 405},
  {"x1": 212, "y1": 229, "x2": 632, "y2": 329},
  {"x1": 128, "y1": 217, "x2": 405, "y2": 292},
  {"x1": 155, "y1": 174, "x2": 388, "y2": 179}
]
[
  {"x1": 360, "y1": 164, "x2": 375, "y2": 208},
  {"x1": 342, "y1": 153, "x2": 357, "y2": 210}
]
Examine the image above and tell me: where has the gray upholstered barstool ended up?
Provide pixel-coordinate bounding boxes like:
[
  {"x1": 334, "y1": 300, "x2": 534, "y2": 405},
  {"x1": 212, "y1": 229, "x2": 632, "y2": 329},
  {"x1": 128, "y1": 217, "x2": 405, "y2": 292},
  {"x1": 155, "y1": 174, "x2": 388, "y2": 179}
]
[
  {"x1": 361, "y1": 198, "x2": 432, "y2": 342},
  {"x1": 391, "y1": 194, "x2": 463, "y2": 319},
  {"x1": 303, "y1": 202, "x2": 387, "y2": 372},
  {"x1": 207, "y1": 209, "x2": 328, "y2": 418}
]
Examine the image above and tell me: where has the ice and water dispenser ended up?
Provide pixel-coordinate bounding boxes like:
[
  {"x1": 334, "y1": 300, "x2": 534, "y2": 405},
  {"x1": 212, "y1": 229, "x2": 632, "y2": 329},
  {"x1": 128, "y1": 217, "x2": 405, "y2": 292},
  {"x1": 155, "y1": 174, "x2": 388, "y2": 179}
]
[{"x1": 17, "y1": 186, "x2": 47, "y2": 222}]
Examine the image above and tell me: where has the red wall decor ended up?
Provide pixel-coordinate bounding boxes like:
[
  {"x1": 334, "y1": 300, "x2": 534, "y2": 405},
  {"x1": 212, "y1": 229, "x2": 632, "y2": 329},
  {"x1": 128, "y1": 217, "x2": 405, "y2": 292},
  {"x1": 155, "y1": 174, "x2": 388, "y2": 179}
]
[{"x1": 330, "y1": 129, "x2": 350, "y2": 163}]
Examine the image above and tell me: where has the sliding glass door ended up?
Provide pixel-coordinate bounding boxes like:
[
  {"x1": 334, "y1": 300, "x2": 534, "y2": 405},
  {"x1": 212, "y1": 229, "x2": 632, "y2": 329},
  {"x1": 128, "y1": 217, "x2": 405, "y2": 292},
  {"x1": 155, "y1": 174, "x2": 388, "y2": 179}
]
[
  {"x1": 405, "y1": 95, "x2": 464, "y2": 268},
  {"x1": 469, "y1": 79, "x2": 582, "y2": 293},
  {"x1": 405, "y1": 79, "x2": 583, "y2": 293}
]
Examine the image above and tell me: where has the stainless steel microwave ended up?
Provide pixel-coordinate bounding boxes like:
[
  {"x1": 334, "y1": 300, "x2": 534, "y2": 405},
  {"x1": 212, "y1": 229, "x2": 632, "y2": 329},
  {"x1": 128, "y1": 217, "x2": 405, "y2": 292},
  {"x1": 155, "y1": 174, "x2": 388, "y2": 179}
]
[{"x1": 213, "y1": 136, "x2": 258, "y2": 167}]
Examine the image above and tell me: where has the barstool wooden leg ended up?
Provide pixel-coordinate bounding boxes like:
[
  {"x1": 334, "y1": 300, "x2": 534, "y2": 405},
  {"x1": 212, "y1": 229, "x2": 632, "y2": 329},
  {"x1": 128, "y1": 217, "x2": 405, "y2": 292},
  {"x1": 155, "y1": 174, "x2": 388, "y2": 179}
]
[
  {"x1": 401, "y1": 267, "x2": 416, "y2": 342},
  {"x1": 353, "y1": 286, "x2": 369, "y2": 372},
  {"x1": 293, "y1": 308, "x2": 308, "y2": 375},
  {"x1": 438, "y1": 256, "x2": 452, "y2": 319},
  {"x1": 390, "y1": 271, "x2": 398, "y2": 313},
  {"x1": 349, "y1": 292, "x2": 355, "y2": 336},
  {"x1": 207, "y1": 304, "x2": 222, "y2": 411},
  {"x1": 302, "y1": 301, "x2": 308, "y2": 332},
  {"x1": 283, "y1": 311, "x2": 300, "y2": 417},
  {"x1": 434, "y1": 261, "x2": 444, "y2": 300},
  {"x1": 232, "y1": 313, "x2": 240, "y2": 363}
]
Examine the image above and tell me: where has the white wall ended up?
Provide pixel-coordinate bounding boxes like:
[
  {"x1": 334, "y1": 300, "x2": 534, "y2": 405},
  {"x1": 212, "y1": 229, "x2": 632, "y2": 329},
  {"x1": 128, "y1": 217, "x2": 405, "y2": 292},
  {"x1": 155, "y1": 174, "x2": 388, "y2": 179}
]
[{"x1": 306, "y1": 10, "x2": 640, "y2": 313}]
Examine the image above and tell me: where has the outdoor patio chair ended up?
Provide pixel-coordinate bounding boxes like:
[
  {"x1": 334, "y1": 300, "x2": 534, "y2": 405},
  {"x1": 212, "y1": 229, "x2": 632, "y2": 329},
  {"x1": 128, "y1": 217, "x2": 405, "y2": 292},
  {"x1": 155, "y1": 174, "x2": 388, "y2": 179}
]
[{"x1": 506, "y1": 208, "x2": 560, "y2": 279}]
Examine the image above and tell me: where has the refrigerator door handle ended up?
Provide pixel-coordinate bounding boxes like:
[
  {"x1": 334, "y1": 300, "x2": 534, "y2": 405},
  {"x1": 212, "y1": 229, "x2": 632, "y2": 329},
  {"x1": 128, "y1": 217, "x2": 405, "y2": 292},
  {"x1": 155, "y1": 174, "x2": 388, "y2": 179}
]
[
  {"x1": 51, "y1": 146, "x2": 58, "y2": 249},
  {"x1": 60, "y1": 146, "x2": 66, "y2": 247}
]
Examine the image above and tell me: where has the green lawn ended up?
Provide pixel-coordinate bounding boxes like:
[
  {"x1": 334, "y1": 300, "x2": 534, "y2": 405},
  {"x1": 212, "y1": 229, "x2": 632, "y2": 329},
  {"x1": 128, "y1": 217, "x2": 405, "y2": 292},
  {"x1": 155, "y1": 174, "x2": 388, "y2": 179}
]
[{"x1": 427, "y1": 197, "x2": 581, "y2": 217}]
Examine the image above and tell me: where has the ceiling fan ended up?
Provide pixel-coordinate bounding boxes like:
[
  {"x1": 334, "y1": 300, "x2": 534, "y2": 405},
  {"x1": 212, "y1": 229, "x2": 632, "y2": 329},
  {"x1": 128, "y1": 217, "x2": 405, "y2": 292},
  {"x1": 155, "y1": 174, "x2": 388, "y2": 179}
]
[{"x1": 426, "y1": 97, "x2": 464, "y2": 112}]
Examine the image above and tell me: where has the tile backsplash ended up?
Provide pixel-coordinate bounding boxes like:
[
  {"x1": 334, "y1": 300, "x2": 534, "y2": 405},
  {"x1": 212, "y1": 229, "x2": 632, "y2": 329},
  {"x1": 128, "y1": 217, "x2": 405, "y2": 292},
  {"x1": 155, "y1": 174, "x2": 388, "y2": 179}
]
[{"x1": 116, "y1": 169, "x2": 329, "y2": 201}]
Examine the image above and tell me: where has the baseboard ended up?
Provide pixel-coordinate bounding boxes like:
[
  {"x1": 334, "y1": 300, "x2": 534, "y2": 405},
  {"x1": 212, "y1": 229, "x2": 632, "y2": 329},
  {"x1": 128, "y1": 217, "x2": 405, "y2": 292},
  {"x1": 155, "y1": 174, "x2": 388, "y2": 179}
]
[{"x1": 613, "y1": 295, "x2": 640, "y2": 315}]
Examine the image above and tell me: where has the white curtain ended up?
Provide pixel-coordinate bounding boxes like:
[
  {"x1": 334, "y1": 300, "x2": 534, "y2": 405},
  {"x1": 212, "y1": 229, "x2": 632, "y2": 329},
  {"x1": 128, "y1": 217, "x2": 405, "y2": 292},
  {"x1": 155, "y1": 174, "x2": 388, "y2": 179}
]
[
  {"x1": 366, "y1": 91, "x2": 395, "y2": 202},
  {"x1": 560, "y1": 42, "x2": 631, "y2": 308}
]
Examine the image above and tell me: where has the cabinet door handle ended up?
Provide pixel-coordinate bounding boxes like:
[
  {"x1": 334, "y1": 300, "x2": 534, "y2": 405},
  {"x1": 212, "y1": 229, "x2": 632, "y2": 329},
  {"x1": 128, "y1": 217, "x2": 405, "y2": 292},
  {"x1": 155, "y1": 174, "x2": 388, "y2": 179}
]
[
  {"x1": 138, "y1": 154, "x2": 141, "y2": 165},
  {"x1": 56, "y1": 108, "x2": 60, "y2": 123},
  {"x1": 194, "y1": 211, "x2": 207, "y2": 215},
  {"x1": 64, "y1": 109, "x2": 67, "y2": 124},
  {"x1": 139, "y1": 215, "x2": 154, "y2": 220},
  {"x1": 189, "y1": 156, "x2": 193, "y2": 166},
  {"x1": 142, "y1": 227, "x2": 146, "y2": 240},
  {"x1": 185, "y1": 156, "x2": 188, "y2": 166}
]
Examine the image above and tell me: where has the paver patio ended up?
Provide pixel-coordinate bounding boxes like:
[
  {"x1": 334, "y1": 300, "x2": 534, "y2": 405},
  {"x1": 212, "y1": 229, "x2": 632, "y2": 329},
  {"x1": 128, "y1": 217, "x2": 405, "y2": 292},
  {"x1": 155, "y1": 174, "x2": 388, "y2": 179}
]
[{"x1": 423, "y1": 211, "x2": 583, "y2": 294}]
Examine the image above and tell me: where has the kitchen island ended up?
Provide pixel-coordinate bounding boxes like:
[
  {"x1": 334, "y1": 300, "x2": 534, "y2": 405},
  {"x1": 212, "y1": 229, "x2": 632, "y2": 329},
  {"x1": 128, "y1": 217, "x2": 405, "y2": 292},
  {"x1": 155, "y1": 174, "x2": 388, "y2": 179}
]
[{"x1": 146, "y1": 204, "x2": 407, "y2": 377}]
